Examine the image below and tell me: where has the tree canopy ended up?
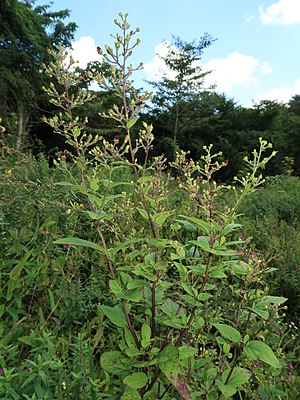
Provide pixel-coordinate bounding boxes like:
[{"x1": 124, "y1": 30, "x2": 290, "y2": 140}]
[{"x1": 0, "y1": 0, "x2": 77, "y2": 149}]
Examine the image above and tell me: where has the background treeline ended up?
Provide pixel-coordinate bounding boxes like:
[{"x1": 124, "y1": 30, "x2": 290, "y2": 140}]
[{"x1": 1, "y1": 0, "x2": 300, "y2": 181}]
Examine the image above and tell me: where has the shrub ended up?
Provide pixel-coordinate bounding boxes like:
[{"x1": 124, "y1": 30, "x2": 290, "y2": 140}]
[{"x1": 0, "y1": 13, "x2": 298, "y2": 400}]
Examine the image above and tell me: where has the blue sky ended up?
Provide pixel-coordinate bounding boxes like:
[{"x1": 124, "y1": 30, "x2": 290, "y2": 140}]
[{"x1": 40, "y1": 0, "x2": 300, "y2": 107}]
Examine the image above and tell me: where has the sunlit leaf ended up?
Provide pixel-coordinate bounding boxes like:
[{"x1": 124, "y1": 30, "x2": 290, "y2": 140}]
[
  {"x1": 123, "y1": 372, "x2": 148, "y2": 389},
  {"x1": 244, "y1": 341, "x2": 280, "y2": 367},
  {"x1": 213, "y1": 323, "x2": 241, "y2": 343}
]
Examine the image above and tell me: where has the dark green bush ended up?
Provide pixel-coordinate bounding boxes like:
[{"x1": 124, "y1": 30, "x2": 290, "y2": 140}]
[{"x1": 240, "y1": 175, "x2": 300, "y2": 325}]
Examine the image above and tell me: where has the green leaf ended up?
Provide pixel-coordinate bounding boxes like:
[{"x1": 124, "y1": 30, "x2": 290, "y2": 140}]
[
  {"x1": 109, "y1": 280, "x2": 123, "y2": 296},
  {"x1": 160, "y1": 361, "x2": 192, "y2": 400},
  {"x1": 179, "y1": 346, "x2": 198, "y2": 360},
  {"x1": 87, "y1": 193, "x2": 103, "y2": 208},
  {"x1": 100, "y1": 351, "x2": 130, "y2": 374},
  {"x1": 18, "y1": 336, "x2": 36, "y2": 346},
  {"x1": 0, "y1": 304, "x2": 5, "y2": 319},
  {"x1": 127, "y1": 279, "x2": 147, "y2": 290},
  {"x1": 123, "y1": 372, "x2": 148, "y2": 389},
  {"x1": 10, "y1": 250, "x2": 33, "y2": 279},
  {"x1": 219, "y1": 223, "x2": 242, "y2": 237},
  {"x1": 85, "y1": 211, "x2": 113, "y2": 221},
  {"x1": 161, "y1": 298, "x2": 181, "y2": 317},
  {"x1": 251, "y1": 306, "x2": 269, "y2": 320},
  {"x1": 141, "y1": 323, "x2": 151, "y2": 348},
  {"x1": 182, "y1": 282, "x2": 194, "y2": 296},
  {"x1": 153, "y1": 211, "x2": 172, "y2": 227},
  {"x1": 99, "y1": 305, "x2": 127, "y2": 328},
  {"x1": 126, "y1": 117, "x2": 138, "y2": 129},
  {"x1": 54, "y1": 237, "x2": 103, "y2": 252},
  {"x1": 177, "y1": 215, "x2": 212, "y2": 235},
  {"x1": 7, "y1": 278, "x2": 20, "y2": 302},
  {"x1": 222, "y1": 367, "x2": 251, "y2": 387},
  {"x1": 137, "y1": 175, "x2": 153, "y2": 184},
  {"x1": 244, "y1": 341, "x2": 280, "y2": 367},
  {"x1": 55, "y1": 181, "x2": 85, "y2": 193},
  {"x1": 136, "y1": 207, "x2": 148, "y2": 220},
  {"x1": 121, "y1": 390, "x2": 142, "y2": 400},
  {"x1": 225, "y1": 260, "x2": 249, "y2": 275},
  {"x1": 147, "y1": 238, "x2": 170, "y2": 248},
  {"x1": 159, "y1": 342, "x2": 178, "y2": 363},
  {"x1": 159, "y1": 316, "x2": 187, "y2": 329},
  {"x1": 213, "y1": 323, "x2": 241, "y2": 343},
  {"x1": 174, "y1": 219, "x2": 197, "y2": 233},
  {"x1": 216, "y1": 381, "x2": 237, "y2": 397},
  {"x1": 260, "y1": 296, "x2": 288, "y2": 306},
  {"x1": 123, "y1": 288, "x2": 141, "y2": 302},
  {"x1": 209, "y1": 267, "x2": 227, "y2": 279}
]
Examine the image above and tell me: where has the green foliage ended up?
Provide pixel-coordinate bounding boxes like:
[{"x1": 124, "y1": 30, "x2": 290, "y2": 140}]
[
  {"x1": 0, "y1": 12, "x2": 299, "y2": 400},
  {"x1": 240, "y1": 175, "x2": 300, "y2": 325},
  {"x1": 0, "y1": 0, "x2": 77, "y2": 149}
]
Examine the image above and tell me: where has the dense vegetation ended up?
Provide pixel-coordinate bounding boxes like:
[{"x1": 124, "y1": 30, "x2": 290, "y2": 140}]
[{"x1": 0, "y1": 2, "x2": 299, "y2": 399}]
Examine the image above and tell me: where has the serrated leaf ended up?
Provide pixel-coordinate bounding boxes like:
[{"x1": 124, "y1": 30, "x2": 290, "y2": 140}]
[
  {"x1": 123, "y1": 372, "x2": 148, "y2": 389},
  {"x1": 213, "y1": 323, "x2": 241, "y2": 343},
  {"x1": 244, "y1": 341, "x2": 280, "y2": 367}
]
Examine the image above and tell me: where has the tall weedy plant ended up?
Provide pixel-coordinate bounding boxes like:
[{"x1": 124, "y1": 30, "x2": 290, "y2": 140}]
[{"x1": 43, "y1": 13, "x2": 295, "y2": 399}]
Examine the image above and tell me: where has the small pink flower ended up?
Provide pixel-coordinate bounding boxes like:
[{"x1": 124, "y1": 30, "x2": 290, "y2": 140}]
[
  {"x1": 63, "y1": 243, "x2": 71, "y2": 250},
  {"x1": 0, "y1": 369, "x2": 3, "y2": 376}
]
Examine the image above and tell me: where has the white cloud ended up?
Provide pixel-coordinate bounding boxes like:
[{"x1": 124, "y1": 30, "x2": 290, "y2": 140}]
[
  {"x1": 143, "y1": 41, "x2": 178, "y2": 81},
  {"x1": 257, "y1": 77, "x2": 300, "y2": 103},
  {"x1": 70, "y1": 36, "x2": 102, "y2": 68},
  {"x1": 144, "y1": 45, "x2": 273, "y2": 95},
  {"x1": 203, "y1": 52, "x2": 273, "y2": 93},
  {"x1": 259, "y1": 0, "x2": 300, "y2": 25}
]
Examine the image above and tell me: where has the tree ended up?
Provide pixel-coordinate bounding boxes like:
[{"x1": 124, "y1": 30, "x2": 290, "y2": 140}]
[
  {"x1": 0, "y1": 0, "x2": 76, "y2": 149},
  {"x1": 147, "y1": 34, "x2": 216, "y2": 145}
]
